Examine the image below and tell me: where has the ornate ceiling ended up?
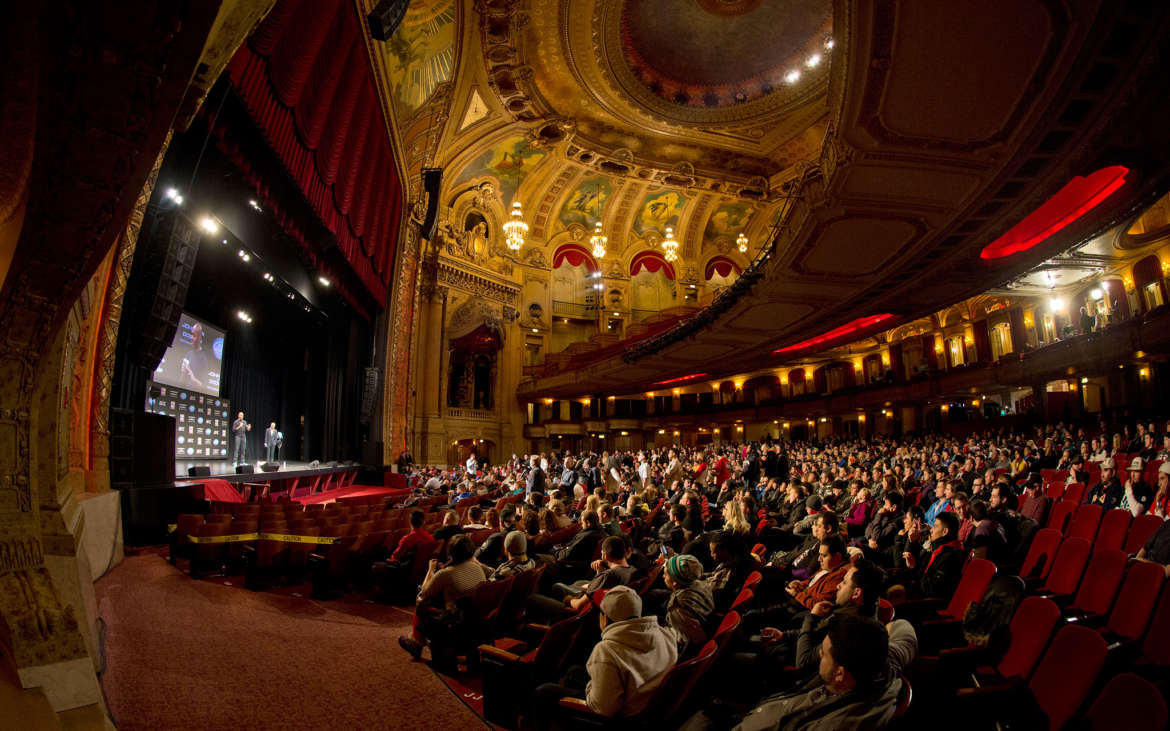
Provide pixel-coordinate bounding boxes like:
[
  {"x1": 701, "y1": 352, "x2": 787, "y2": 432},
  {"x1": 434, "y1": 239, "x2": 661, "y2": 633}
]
[{"x1": 360, "y1": 0, "x2": 1170, "y2": 400}]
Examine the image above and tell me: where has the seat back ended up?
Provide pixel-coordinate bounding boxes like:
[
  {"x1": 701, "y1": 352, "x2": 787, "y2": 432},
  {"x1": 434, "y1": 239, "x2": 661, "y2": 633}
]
[
  {"x1": 1040, "y1": 537, "x2": 1091, "y2": 597},
  {"x1": 641, "y1": 639, "x2": 719, "y2": 722},
  {"x1": 892, "y1": 673, "x2": 913, "y2": 720},
  {"x1": 1020, "y1": 528, "x2": 1062, "y2": 580},
  {"x1": 472, "y1": 575, "x2": 514, "y2": 627},
  {"x1": 943, "y1": 558, "x2": 996, "y2": 621},
  {"x1": 996, "y1": 596, "x2": 1061, "y2": 680},
  {"x1": 1046, "y1": 499, "x2": 1077, "y2": 532},
  {"x1": 1139, "y1": 582, "x2": 1170, "y2": 666},
  {"x1": 710, "y1": 610, "x2": 741, "y2": 653},
  {"x1": 532, "y1": 608, "x2": 592, "y2": 669},
  {"x1": 500, "y1": 565, "x2": 545, "y2": 631},
  {"x1": 1063, "y1": 482, "x2": 1086, "y2": 504},
  {"x1": 727, "y1": 587, "x2": 755, "y2": 614},
  {"x1": 1045, "y1": 482, "x2": 1065, "y2": 500},
  {"x1": 1106, "y1": 561, "x2": 1164, "y2": 641},
  {"x1": 1095, "y1": 509, "x2": 1132, "y2": 552},
  {"x1": 408, "y1": 540, "x2": 442, "y2": 585},
  {"x1": 1069, "y1": 548, "x2": 1126, "y2": 617},
  {"x1": 1028, "y1": 624, "x2": 1107, "y2": 731},
  {"x1": 1066, "y1": 504, "x2": 1104, "y2": 542},
  {"x1": 1083, "y1": 672, "x2": 1168, "y2": 731},
  {"x1": 741, "y1": 570, "x2": 763, "y2": 592},
  {"x1": 1124, "y1": 514, "x2": 1165, "y2": 555}
]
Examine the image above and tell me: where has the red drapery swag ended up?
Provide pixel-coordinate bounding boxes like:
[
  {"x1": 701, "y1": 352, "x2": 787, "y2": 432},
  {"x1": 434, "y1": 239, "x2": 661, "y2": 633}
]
[
  {"x1": 630, "y1": 251, "x2": 676, "y2": 280},
  {"x1": 553, "y1": 244, "x2": 599, "y2": 272},
  {"x1": 704, "y1": 256, "x2": 742, "y2": 280},
  {"x1": 223, "y1": 0, "x2": 402, "y2": 306}
]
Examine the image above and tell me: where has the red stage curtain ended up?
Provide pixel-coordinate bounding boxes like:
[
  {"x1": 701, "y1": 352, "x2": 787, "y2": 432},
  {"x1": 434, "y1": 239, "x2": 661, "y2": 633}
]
[{"x1": 222, "y1": 0, "x2": 402, "y2": 307}]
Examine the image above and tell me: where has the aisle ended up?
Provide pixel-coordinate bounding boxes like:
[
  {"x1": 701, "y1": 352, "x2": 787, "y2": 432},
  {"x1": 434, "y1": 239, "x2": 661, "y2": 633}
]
[{"x1": 95, "y1": 554, "x2": 486, "y2": 730}]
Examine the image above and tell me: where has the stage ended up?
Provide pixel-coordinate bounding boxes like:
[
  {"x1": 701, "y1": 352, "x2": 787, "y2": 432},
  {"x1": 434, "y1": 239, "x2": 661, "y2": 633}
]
[
  {"x1": 175, "y1": 459, "x2": 336, "y2": 480},
  {"x1": 174, "y1": 460, "x2": 411, "y2": 505}
]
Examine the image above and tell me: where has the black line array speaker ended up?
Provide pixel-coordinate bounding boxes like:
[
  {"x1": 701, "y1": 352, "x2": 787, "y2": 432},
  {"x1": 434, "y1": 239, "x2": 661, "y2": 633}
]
[
  {"x1": 366, "y1": 0, "x2": 410, "y2": 41},
  {"x1": 421, "y1": 167, "x2": 442, "y2": 241},
  {"x1": 125, "y1": 211, "x2": 200, "y2": 372}
]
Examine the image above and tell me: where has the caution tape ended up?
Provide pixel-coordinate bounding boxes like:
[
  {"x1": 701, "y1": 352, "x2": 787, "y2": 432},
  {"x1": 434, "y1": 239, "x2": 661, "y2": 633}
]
[{"x1": 186, "y1": 532, "x2": 341, "y2": 545}]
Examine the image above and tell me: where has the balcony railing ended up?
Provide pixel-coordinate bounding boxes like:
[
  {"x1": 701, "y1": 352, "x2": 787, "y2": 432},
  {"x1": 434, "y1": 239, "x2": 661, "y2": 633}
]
[
  {"x1": 552, "y1": 300, "x2": 594, "y2": 319},
  {"x1": 447, "y1": 408, "x2": 496, "y2": 422}
]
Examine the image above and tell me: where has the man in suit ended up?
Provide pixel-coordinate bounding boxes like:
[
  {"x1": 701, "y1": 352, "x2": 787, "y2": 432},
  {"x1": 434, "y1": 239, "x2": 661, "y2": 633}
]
[{"x1": 264, "y1": 422, "x2": 280, "y2": 463}]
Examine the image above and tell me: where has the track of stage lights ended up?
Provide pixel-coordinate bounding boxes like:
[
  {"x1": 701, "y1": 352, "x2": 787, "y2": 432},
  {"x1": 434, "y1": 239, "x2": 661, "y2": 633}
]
[{"x1": 165, "y1": 188, "x2": 330, "y2": 326}]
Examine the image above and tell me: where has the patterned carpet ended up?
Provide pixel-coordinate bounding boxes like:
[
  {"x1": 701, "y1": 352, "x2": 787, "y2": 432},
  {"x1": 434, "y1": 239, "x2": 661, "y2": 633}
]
[{"x1": 95, "y1": 553, "x2": 489, "y2": 730}]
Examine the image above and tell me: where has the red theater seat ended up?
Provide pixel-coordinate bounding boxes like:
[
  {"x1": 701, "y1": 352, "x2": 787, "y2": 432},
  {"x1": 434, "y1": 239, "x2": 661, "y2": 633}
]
[
  {"x1": 1094, "y1": 509, "x2": 1132, "y2": 552},
  {"x1": 1066, "y1": 504, "x2": 1103, "y2": 542},
  {"x1": 1124, "y1": 514, "x2": 1165, "y2": 555},
  {"x1": 1035, "y1": 537, "x2": 1090, "y2": 600},
  {"x1": 1064, "y1": 549, "x2": 1126, "y2": 619},
  {"x1": 1081, "y1": 673, "x2": 1168, "y2": 731},
  {"x1": 1020, "y1": 528, "x2": 1062, "y2": 581}
]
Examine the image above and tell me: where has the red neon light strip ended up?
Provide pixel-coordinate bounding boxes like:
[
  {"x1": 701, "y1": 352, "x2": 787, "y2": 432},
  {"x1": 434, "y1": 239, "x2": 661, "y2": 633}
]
[
  {"x1": 980, "y1": 166, "x2": 1129, "y2": 260},
  {"x1": 651, "y1": 372, "x2": 710, "y2": 386},
  {"x1": 772, "y1": 314, "x2": 898, "y2": 355}
]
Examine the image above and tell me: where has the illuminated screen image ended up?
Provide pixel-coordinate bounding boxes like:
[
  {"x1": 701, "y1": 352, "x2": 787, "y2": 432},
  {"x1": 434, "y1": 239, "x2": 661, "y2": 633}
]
[{"x1": 153, "y1": 313, "x2": 225, "y2": 398}]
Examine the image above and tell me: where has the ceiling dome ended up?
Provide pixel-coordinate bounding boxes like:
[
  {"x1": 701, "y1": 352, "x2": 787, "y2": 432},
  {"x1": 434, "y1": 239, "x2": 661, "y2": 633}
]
[{"x1": 618, "y1": 0, "x2": 832, "y2": 109}]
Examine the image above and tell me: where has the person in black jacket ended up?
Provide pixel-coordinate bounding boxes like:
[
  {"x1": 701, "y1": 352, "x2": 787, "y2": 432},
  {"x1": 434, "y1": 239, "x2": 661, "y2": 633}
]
[
  {"x1": 861, "y1": 492, "x2": 902, "y2": 565},
  {"x1": 901, "y1": 511, "x2": 964, "y2": 599}
]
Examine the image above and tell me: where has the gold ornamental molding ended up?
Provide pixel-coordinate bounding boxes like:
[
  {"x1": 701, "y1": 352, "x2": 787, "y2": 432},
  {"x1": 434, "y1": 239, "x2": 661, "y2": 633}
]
[{"x1": 437, "y1": 258, "x2": 521, "y2": 305}]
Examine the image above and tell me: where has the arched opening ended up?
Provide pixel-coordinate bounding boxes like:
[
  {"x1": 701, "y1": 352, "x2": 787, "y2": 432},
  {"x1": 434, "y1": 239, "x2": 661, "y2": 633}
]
[
  {"x1": 629, "y1": 251, "x2": 676, "y2": 319},
  {"x1": 447, "y1": 324, "x2": 500, "y2": 410},
  {"x1": 704, "y1": 255, "x2": 742, "y2": 293},
  {"x1": 551, "y1": 243, "x2": 600, "y2": 351},
  {"x1": 1133, "y1": 255, "x2": 1166, "y2": 312}
]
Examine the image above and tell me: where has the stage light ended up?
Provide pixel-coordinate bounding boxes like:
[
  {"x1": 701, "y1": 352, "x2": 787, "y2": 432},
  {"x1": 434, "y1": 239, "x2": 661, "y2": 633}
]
[
  {"x1": 806, "y1": 53, "x2": 821, "y2": 68},
  {"x1": 221, "y1": 239, "x2": 227, "y2": 244},
  {"x1": 1090, "y1": 288, "x2": 1102, "y2": 299},
  {"x1": 1048, "y1": 297, "x2": 1065, "y2": 311},
  {"x1": 248, "y1": 199, "x2": 262, "y2": 212},
  {"x1": 784, "y1": 69, "x2": 801, "y2": 84},
  {"x1": 824, "y1": 38, "x2": 835, "y2": 50},
  {"x1": 164, "y1": 188, "x2": 184, "y2": 204},
  {"x1": 318, "y1": 276, "x2": 331, "y2": 287},
  {"x1": 242, "y1": 253, "x2": 250, "y2": 262},
  {"x1": 236, "y1": 310, "x2": 253, "y2": 324},
  {"x1": 198, "y1": 217, "x2": 218, "y2": 234}
]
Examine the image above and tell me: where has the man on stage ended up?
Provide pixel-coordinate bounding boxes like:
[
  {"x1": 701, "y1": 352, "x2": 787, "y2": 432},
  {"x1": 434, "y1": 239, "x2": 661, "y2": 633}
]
[
  {"x1": 264, "y1": 422, "x2": 280, "y2": 463},
  {"x1": 232, "y1": 412, "x2": 251, "y2": 464}
]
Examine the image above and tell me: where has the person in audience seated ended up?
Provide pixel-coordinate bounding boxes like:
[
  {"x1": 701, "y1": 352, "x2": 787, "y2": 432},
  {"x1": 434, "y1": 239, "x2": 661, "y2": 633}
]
[
  {"x1": 862, "y1": 492, "x2": 902, "y2": 564},
  {"x1": 767, "y1": 511, "x2": 836, "y2": 584},
  {"x1": 1152, "y1": 462, "x2": 1170, "y2": 519},
  {"x1": 598, "y1": 503, "x2": 623, "y2": 537},
  {"x1": 748, "y1": 535, "x2": 850, "y2": 629},
  {"x1": 923, "y1": 481, "x2": 952, "y2": 525},
  {"x1": 968, "y1": 499, "x2": 1008, "y2": 563},
  {"x1": 488, "y1": 530, "x2": 536, "y2": 581},
  {"x1": 529, "y1": 585, "x2": 678, "y2": 727},
  {"x1": 464, "y1": 505, "x2": 490, "y2": 530},
  {"x1": 390, "y1": 509, "x2": 433, "y2": 563},
  {"x1": 656, "y1": 504, "x2": 688, "y2": 554},
  {"x1": 1138, "y1": 516, "x2": 1170, "y2": 576},
  {"x1": 791, "y1": 495, "x2": 827, "y2": 537},
  {"x1": 552, "y1": 509, "x2": 606, "y2": 565},
  {"x1": 1121, "y1": 457, "x2": 1154, "y2": 516},
  {"x1": 714, "y1": 615, "x2": 902, "y2": 731},
  {"x1": 531, "y1": 536, "x2": 635, "y2": 619},
  {"x1": 663, "y1": 553, "x2": 714, "y2": 652},
  {"x1": 397, "y1": 534, "x2": 486, "y2": 660},
  {"x1": 900, "y1": 511, "x2": 964, "y2": 599},
  {"x1": 706, "y1": 530, "x2": 754, "y2": 612},
  {"x1": 474, "y1": 505, "x2": 518, "y2": 567},
  {"x1": 1018, "y1": 477, "x2": 1050, "y2": 525},
  {"x1": 1087, "y1": 457, "x2": 1122, "y2": 509},
  {"x1": 427, "y1": 510, "x2": 461, "y2": 543}
]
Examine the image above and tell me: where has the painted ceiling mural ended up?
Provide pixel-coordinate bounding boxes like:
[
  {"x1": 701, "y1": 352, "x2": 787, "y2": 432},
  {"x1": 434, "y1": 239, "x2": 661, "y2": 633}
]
[
  {"x1": 559, "y1": 176, "x2": 613, "y2": 229},
  {"x1": 704, "y1": 201, "x2": 754, "y2": 243},
  {"x1": 452, "y1": 136, "x2": 548, "y2": 206},
  {"x1": 383, "y1": 0, "x2": 456, "y2": 115},
  {"x1": 632, "y1": 190, "x2": 688, "y2": 236}
]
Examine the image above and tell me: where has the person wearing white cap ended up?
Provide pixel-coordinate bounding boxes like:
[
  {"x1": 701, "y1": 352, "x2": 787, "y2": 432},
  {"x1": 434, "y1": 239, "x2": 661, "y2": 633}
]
[
  {"x1": 1121, "y1": 457, "x2": 1154, "y2": 516},
  {"x1": 1086, "y1": 457, "x2": 1122, "y2": 510},
  {"x1": 529, "y1": 585, "x2": 678, "y2": 728},
  {"x1": 1153, "y1": 462, "x2": 1170, "y2": 519}
]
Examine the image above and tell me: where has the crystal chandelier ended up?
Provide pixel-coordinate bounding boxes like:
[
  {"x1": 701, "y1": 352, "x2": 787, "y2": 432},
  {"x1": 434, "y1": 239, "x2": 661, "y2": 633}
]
[
  {"x1": 590, "y1": 221, "x2": 607, "y2": 259},
  {"x1": 661, "y1": 226, "x2": 678, "y2": 262},
  {"x1": 503, "y1": 201, "x2": 528, "y2": 251},
  {"x1": 736, "y1": 232, "x2": 748, "y2": 254}
]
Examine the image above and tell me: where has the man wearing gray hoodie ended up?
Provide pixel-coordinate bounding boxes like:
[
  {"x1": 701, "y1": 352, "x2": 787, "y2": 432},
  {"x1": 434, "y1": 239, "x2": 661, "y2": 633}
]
[{"x1": 528, "y1": 585, "x2": 679, "y2": 728}]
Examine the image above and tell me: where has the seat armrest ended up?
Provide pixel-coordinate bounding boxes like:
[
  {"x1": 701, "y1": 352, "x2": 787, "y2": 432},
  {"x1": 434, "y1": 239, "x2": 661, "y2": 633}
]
[
  {"x1": 525, "y1": 622, "x2": 551, "y2": 633},
  {"x1": 558, "y1": 697, "x2": 592, "y2": 712},
  {"x1": 478, "y1": 645, "x2": 521, "y2": 664}
]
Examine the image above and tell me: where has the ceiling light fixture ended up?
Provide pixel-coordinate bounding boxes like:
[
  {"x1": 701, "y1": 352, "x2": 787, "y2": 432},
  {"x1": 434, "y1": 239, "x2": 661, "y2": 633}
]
[
  {"x1": 248, "y1": 199, "x2": 262, "y2": 212},
  {"x1": 504, "y1": 200, "x2": 528, "y2": 251},
  {"x1": 806, "y1": 54, "x2": 822, "y2": 68},
  {"x1": 590, "y1": 181, "x2": 607, "y2": 258},
  {"x1": 736, "y1": 232, "x2": 748, "y2": 254},
  {"x1": 661, "y1": 226, "x2": 678, "y2": 262},
  {"x1": 784, "y1": 69, "x2": 801, "y2": 84},
  {"x1": 318, "y1": 276, "x2": 331, "y2": 287}
]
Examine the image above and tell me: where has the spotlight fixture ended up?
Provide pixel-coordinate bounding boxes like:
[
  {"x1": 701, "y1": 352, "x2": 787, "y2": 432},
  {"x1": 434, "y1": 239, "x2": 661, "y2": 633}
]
[
  {"x1": 248, "y1": 199, "x2": 262, "y2": 212},
  {"x1": 824, "y1": 38, "x2": 835, "y2": 50},
  {"x1": 806, "y1": 53, "x2": 822, "y2": 68},
  {"x1": 221, "y1": 239, "x2": 227, "y2": 244},
  {"x1": 318, "y1": 276, "x2": 331, "y2": 287},
  {"x1": 784, "y1": 69, "x2": 801, "y2": 84},
  {"x1": 236, "y1": 310, "x2": 253, "y2": 324},
  {"x1": 242, "y1": 253, "x2": 250, "y2": 262},
  {"x1": 164, "y1": 187, "x2": 184, "y2": 205},
  {"x1": 262, "y1": 272, "x2": 274, "y2": 282},
  {"x1": 198, "y1": 217, "x2": 218, "y2": 234}
]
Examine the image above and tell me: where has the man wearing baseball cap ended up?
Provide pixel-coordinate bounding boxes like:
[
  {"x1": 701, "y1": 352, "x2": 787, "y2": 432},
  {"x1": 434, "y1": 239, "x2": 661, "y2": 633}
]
[
  {"x1": 1087, "y1": 457, "x2": 1122, "y2": 510},
  {"x1": 528, "y1": 585, "x2": 678, "y2": 728},
  {"x1": 1121, "y1": 457, "x2": 1154, "y2": 516},
  {"x1": 1153, "y1": 462, "x2": 1170, "y2": 519}
]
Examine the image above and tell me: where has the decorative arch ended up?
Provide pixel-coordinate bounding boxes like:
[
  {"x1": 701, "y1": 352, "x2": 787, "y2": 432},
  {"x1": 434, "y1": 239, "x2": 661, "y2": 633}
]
[
  {"x1": 704, "y1": 255, "x2": 742, "y2": 280},
  {"x1": 553, "y1": 243, "x2": 599, "y2": 272},
  {"x1": 630, "y1": 250, "x2": 676, "y2": 280}
]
